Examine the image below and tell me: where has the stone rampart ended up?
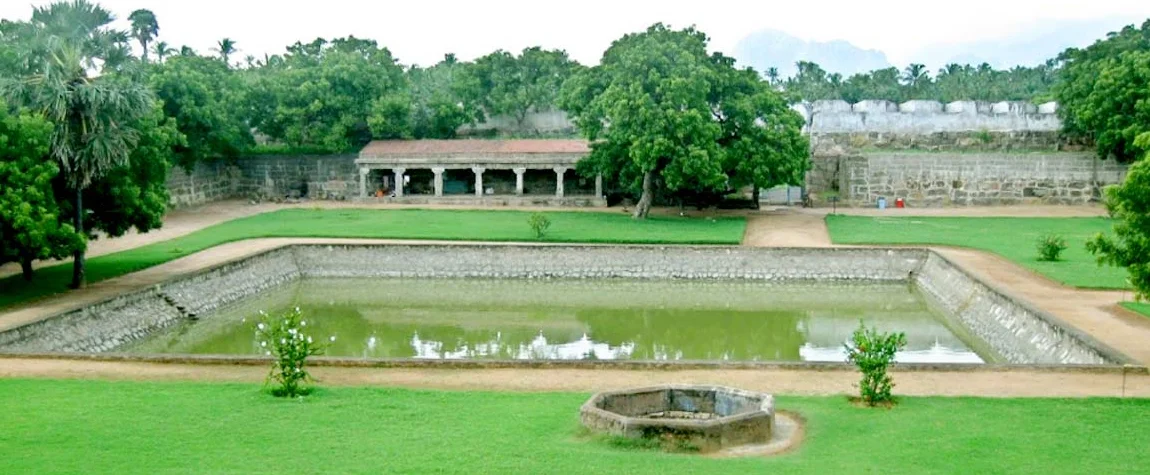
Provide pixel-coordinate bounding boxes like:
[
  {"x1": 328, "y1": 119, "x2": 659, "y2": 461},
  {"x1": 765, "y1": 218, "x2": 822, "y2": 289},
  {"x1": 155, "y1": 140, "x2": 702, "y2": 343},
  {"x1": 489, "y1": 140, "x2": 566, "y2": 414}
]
[
  {"x1": 807, "y1": 152, "x2": 1127, "y2": 207},
  {"x1": 0, "y1": 244, "x2": 1129, "y2": 366},
  {"x1": 794, "y1": 100, "x2": 1062, "y2": 135}
]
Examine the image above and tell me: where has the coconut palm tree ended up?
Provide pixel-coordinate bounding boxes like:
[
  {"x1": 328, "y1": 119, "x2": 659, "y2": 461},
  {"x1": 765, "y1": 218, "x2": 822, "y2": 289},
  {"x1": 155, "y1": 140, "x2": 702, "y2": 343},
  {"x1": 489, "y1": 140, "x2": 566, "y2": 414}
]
[
  {"x1": 151, "y1": 41, "x2": 175, "y2": 63},
  {"x1": 127, "y1": 8, "x2": 158, "y2": 62},
  {"x1": 212, "y1": 37, "x2": 237, "y2": 66},
  {"x1": 2, "y1": 0, "x2": 154, "y2": 288}
]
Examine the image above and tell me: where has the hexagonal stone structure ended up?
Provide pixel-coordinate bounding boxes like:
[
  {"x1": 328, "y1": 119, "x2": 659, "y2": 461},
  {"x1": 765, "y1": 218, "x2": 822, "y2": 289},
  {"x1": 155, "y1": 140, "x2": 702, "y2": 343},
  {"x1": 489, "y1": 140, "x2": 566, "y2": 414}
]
[{"x1": 580, "y1": 385, "x2": 774, "y2": 452}]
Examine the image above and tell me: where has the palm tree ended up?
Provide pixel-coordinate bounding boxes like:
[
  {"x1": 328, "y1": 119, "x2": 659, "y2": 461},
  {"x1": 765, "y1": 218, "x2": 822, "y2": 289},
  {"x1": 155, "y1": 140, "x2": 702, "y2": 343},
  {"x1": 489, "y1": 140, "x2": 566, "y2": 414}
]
[
  {"x1": 765, "y1": 67, "x2": 780, "y2": 87},
  {"x1": 2, "y1": 0, "x2": 154, "y2": 288},
  {"x1": 151, "y1": 41, "x2": 175, "y2": 63},
  {"x1": 901, "y1": 63, "x2": 929, "y2": 87},
  {"x1": 127, "y1": 9, "x2": 158, "y2": 62},
  {"x1": 212, "y1": 38, "x2": 237, "y2": 65}
]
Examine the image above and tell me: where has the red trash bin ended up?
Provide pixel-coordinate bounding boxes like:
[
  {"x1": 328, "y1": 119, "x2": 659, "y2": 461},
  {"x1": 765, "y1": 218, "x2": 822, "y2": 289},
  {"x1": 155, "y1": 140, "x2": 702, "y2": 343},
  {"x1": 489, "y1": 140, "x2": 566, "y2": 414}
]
[{"x1": 895, "y1": 198, "x2": 905, "y2": 208}]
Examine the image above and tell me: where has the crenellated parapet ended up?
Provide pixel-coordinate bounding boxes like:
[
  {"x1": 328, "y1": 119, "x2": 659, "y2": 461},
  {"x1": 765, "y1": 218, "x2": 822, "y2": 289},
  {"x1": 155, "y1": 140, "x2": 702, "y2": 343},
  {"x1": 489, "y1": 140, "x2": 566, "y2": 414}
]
[{"x1": 791, "y1": 100, "x2": 1061, "y2": 135}]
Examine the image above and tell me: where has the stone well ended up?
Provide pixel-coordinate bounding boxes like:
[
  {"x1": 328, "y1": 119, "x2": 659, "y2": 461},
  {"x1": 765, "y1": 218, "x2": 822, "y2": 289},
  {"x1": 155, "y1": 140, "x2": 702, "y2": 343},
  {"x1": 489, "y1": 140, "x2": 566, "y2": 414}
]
[{"x1": 580, "y1": 385, "x2": 775, "y2": 452}]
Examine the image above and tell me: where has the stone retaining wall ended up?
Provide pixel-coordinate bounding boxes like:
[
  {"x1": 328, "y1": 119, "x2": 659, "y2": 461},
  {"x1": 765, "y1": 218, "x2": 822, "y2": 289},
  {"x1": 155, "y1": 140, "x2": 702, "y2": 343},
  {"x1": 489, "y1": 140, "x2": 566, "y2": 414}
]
[
  {"x1": 0, "y1": 244, "x2": 1128, "y2": 365},
  {"x1": 914, "y1": 253, "x2": 1117, "y2": 365}
]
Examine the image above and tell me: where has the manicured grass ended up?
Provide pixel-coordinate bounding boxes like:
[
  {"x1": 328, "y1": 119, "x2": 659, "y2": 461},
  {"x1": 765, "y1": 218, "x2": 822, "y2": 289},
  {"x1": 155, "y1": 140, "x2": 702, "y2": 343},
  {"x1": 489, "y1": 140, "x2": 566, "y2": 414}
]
[
  {"x1": 1, "y1": 379, "x2": 1148, "y2": 474},
  {"x1": 826, "y1": 215, "x2": 1127, "y2": 289},
  {"x1": 0, "y1": 209, "x2": 744, "y2": 310},
  {"x1": 1120, "y1": 302, "x2": 1150, "y2": 319}
]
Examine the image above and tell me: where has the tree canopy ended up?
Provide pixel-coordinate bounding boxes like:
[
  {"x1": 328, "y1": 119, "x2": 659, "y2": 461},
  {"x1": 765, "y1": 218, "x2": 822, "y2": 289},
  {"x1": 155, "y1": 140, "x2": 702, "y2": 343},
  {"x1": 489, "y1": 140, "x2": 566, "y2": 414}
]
[
  {"x1": 0, "y1": 101, "x2": 83, "y2": 280},
  {"x1": 561, "y1": 24, "x2": 808, "y2": 218},
  {"x1": 1055, "y1": 20, "x2": 1150, "y2": 162}
]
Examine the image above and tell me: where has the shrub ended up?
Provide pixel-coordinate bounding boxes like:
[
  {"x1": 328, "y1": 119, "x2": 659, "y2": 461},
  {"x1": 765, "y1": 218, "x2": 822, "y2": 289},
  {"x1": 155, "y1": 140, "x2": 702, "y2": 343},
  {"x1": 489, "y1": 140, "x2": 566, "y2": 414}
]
[
  {"x1": 1036, "y1": 234, "x2": 1068, "y2": 262},
  {"x1": 254, "y1": 307, "x2": 332, "y2": 397},
  {"x1": 844, "y1": 321, "x2": 907, "y2": 407},
  {"x1": 527, "y1": 213, "x2": 552, "y2": 239}
]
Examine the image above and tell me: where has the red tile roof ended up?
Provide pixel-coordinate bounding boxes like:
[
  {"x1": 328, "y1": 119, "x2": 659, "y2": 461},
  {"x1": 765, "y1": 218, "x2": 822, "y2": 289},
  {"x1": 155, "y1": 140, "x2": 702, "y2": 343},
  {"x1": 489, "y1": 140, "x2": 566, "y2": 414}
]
[{"x1": 360, "y1": 139, "x2": 590, "y2": 156}]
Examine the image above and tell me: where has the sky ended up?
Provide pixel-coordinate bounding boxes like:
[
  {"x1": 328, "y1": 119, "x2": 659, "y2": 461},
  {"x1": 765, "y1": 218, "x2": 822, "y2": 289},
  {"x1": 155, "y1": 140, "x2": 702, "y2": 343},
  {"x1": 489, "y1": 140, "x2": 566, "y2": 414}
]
[{"x1": 2, "y1": 0, "x2": 1149, "y2": 67}]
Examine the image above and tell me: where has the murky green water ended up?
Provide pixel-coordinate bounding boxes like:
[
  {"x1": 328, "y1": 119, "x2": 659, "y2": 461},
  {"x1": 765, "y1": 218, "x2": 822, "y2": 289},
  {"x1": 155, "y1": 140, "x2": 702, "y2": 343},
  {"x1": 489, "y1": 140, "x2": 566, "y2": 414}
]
[{"x1": 125, "y1": 278, "x2": 992, "y2": 363}]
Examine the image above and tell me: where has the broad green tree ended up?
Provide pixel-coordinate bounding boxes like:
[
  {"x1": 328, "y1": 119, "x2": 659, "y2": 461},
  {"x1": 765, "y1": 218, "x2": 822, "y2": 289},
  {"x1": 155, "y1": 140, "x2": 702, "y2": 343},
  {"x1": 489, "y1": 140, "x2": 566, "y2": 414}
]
[
  {"x1": 714, "y1": 59, "x2": 810, "y2": 208},
  {"x1": 248, "y1": 37, "x2": 404, "y2": 151},
  {"x1": 74, "y1": 104, "x2": 180, "y2": 239},
  {"x1": 469, "y1": 47, "x2": 580, "y2": 127},
  {"x1": 0, "y1": 102, "x2": 83, "y2": 280},
  {"x1": 1087, "y1": 133, "x2": 1150, "y2": 299},
  {"x1": 3, "y1": 0, "x2": 157, "y2": 288},
  {"x1": 150, "y1": 54, "x2": 253, "y2": 168},
  {"x1": 369, "y1": 54, "x2": 484, "y2": 139},
  {"x1": 1056, "y1": 20, "x2": 1150, "y2": 162},
  {"x1": 562, "y1": 24, "x2": 727, "y2": 219},
  {"x1": 127, "y1": 8, "x2": 158, "y2": 62}
]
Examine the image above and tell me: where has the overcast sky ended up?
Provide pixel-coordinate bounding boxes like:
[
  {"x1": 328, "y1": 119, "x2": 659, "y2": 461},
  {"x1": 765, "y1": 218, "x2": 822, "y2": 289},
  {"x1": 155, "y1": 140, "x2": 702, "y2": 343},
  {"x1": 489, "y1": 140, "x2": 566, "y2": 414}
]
[{"x1": 3, "y1": 0, "x2": 1149, "y2": 67}]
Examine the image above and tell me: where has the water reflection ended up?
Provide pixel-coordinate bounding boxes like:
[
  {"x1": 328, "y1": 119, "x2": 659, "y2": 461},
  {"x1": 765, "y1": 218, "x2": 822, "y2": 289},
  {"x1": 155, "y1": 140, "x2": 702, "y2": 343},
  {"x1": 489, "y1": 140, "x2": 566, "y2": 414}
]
[{"x1": 125, "y1": 278, "x2": 988, "y2": 363}]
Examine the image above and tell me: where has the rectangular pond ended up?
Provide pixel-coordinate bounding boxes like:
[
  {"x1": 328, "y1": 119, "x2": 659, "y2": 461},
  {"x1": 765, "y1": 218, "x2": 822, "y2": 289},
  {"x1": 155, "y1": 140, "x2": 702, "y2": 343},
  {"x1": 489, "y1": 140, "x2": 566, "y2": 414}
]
[{"x1": 123, "y1": 278, "x2": 992, "y2": 363}]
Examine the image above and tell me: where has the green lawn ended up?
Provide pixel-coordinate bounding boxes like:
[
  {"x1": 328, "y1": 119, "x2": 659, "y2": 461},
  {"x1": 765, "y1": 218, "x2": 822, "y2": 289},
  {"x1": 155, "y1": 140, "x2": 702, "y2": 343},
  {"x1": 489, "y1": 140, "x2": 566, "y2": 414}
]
[
  {"x1": 825, "y1": 215, "x2": 1127, "y2": 289},
  {"x1": 1, "y1": 379, "x2": 1147, "y2": 474},
  {"x1": 1121, "y1": 302, "x2": 1150, "y2": 319},
  {"x1": 0, "y1": 209, "x2": 744, "y2": 310}
]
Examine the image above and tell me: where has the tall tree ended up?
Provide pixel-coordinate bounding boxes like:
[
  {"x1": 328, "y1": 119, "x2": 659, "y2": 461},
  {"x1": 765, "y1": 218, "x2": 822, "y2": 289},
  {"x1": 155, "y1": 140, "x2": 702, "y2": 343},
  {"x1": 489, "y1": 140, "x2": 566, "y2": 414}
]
[
  {"x1": 248, "y1": 36, "x2": 404, "y2": 151},
  {"x1": 213, "y1": 37, "x2": 237, "y2": 65},
  {"x1": 468, "y1": 47, "x2": 580, "y2": 127},
  {"x1": 150, "y1": 54, "x2": 253, "y2": 168},
  {"x1": 560, "y1": 24, "x2": 726, "y2": 219},
  {"x1": 1056, "y1": 20, "x2": 1150, "y2": 162},
  {"x1": 2, "y1": 0, "x2": 156, "y2": 288},
  {"x1": 151, "y1": 40, "x2": 175, "y2": 63},
  {"x1": 0, "y1": 101, "x2": 83, "y2": 280},
  {"x1": 712, "y1": 58, "x2": 810, "y2": 208},
  {"x1": 369, "y1": 54, "x2": 484, "y2": 140},
  {"x1": 1087, "y1": 133, "x2": 1150, "y2": 299},
  {"x1": 127, "y1": 8, "x2": 158, "y2": 63}
]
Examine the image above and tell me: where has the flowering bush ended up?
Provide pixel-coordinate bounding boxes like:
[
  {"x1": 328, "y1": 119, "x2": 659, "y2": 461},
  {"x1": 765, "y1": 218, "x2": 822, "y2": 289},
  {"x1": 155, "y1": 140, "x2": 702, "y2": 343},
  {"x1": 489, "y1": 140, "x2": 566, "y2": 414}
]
[
  {"x1": 844, "y1": 321, "x2": 907, "y2": 407},
  {"x1": 254, "y1": 307, "x2": 332, "y2": 397}
]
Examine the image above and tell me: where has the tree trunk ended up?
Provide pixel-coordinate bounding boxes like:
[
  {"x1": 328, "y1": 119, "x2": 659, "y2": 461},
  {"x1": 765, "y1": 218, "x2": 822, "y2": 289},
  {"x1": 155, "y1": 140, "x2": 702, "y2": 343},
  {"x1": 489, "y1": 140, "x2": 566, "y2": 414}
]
[
  {"x1": 70, "y1": 188, "x2": 85, "y2": 289},
  {"x1": 632, "y1": 171, "x2": 653, "y2": 219},
  {"x1": 751, "y1": 184, "x2": 761, "y2": 210},
  {"x1": 20, "y1": 258, "x2": 34, "y2": 281}
]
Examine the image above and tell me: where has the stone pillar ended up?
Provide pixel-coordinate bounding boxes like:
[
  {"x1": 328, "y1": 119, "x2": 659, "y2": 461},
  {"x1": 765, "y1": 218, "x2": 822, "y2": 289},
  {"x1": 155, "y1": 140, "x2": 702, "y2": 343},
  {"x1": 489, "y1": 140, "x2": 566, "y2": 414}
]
[
  {"x1": 513, "y1": 168, "x2": 527, "y2": 195},
  {"x1": 358, "y1": 167, "x2": 369, "y2": 198},
  {"x1": 554, "y1": 167, "x2": 568, "y2": 198},
  {"x1": 595, "y1": 174, "x2": 603, "y2": 198},
  {"x1": 432, "y1": 167, "x2": 445, "y2": 197},
  {"x1": 393, "y1": 168, "x2": 406, "y2": 197},
  {"x1": 472, "y1": 167, "x2": 486, "y2": 197}
]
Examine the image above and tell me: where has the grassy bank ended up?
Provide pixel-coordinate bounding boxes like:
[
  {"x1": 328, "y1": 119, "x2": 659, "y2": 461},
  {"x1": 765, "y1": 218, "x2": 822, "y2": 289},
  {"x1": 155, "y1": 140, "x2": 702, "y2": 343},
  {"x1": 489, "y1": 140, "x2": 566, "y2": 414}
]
[
  {"x1": 0, "y1": 379, "x2": 1146, "y2": 474},
  {"x1": 1121, "y1": 302, "x2": 1150, "y2": 320},
  {"x1": 0, "y1": 209, "x2": 745, "y2": 309},
  {"x1": 825, "y1": 215, "x2": 1126, "y2": 289}
]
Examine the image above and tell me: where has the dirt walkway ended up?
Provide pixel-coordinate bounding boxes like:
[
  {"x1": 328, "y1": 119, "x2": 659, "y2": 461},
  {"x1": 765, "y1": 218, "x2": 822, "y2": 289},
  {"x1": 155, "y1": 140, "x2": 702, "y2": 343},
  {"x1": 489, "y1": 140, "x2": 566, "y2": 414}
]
[{"x1": 1, "y1": 357, "x2": 1146, "y2": 397}]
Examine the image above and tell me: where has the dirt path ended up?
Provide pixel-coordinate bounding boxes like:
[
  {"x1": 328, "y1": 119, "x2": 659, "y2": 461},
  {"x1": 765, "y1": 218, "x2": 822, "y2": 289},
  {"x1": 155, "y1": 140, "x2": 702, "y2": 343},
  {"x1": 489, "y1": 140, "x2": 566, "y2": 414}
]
[{"x1": 1, "y1": 357, "x2": 1146, "y2": 397}]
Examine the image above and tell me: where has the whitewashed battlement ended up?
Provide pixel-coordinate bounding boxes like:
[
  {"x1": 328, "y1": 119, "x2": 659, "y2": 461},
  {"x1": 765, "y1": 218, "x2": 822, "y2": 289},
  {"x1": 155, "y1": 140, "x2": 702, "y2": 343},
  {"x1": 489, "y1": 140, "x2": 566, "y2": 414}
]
[{"x1": 791, "y1": 100, "x2": 1062, "y2": 134}]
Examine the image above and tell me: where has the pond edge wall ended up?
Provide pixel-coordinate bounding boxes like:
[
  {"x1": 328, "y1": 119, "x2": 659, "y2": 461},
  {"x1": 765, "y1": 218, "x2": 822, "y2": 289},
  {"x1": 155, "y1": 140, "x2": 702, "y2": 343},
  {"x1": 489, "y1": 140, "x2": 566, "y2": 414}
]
[{"x1": 0, "y1": 244, "x2": 1133, "y2": 366}]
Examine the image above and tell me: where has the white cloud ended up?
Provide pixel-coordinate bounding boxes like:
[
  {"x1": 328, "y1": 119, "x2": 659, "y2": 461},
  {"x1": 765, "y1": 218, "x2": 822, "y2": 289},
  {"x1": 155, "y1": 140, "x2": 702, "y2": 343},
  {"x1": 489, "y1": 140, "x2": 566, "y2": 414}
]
[{"x1": 2, "y1": 0, "x2": 1148, "y2": 66}]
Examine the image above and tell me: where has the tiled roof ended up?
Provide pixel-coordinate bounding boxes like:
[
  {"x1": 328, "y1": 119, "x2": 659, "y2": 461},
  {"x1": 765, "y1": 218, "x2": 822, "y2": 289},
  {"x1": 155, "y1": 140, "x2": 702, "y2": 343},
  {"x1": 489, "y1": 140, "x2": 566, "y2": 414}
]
[{"x1": 360, "y1": 139, "x2": 590, "y2": 156}]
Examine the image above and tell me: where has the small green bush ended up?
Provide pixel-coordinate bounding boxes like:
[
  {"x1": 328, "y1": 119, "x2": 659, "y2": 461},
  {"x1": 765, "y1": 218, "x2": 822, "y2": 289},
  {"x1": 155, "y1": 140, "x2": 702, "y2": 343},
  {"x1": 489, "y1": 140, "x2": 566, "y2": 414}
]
[
  {"x1": 528, "y1": 213, "x2": 552, "y2": 239},
  {"x1": 1036, "y1": 234, "x2": 1068, "y2": 262},
  {"x1": 254, "y1": 307, "x2": 331, "y2": 397},
  {"x1": 844, "y1": 321, "x2": 907, "y2": 407}
]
